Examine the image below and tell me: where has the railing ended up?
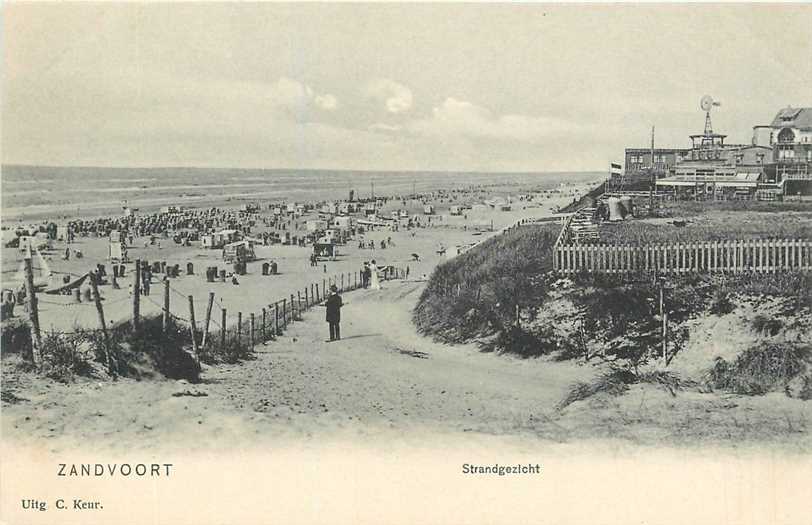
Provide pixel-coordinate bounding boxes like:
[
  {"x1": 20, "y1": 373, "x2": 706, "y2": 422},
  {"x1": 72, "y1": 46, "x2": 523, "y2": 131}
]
[{"x1": 554, "y1": 238, "x2": 812, "y2": 274}]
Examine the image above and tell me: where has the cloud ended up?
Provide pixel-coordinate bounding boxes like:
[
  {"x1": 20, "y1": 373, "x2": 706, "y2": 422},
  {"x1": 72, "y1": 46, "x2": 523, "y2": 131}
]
[
  {"x1": 315, "y1": 94, "x2": 338, "y2": 111},
  {"x1": 264, "y1": 77, "x2": 339, "y2": 117},
  {"x1": 364, "y1": 78, "x2": 413, "y2": 114},
  {"x1": 407, "y1": 97, "x2": 584, "y2": 144}
]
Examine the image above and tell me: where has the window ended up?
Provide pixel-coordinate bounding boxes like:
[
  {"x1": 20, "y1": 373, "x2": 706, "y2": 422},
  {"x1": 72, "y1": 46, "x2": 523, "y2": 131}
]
[{"x1": 778, "y1": 128, "x2": 795, "y2": 143}]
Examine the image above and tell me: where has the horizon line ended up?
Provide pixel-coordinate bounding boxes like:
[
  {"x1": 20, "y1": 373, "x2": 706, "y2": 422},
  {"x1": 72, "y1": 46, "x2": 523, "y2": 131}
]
[{"x1": 1, "y1": 163, "x2": 606, "y2": 175}]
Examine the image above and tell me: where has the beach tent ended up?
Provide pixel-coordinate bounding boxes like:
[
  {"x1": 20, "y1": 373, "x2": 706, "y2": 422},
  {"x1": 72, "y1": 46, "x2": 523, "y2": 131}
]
[
  {"x1": 223, "y1": 240, "x2": 255, "y2": 263},
  {"x1": 108, "y1": 242, "x2": 124, "y2": 262},
  {"x1": 44, "y1": 273, "x2": 88, "y2": 295}
]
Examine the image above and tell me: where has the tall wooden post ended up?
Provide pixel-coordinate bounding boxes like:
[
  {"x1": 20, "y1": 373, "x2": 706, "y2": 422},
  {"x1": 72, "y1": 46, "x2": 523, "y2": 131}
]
[
  {"x1": 132, "y1": 259, "x2": 141, "y2": 330},
  {"x1": 304, "y1": 288, "x2": 309, "y2": 308},
  {"x1": 659, "y1": 283, "x2": 668, "y2": 364},
  {"x1": 88, "y1": 272, "x2": 113, "y2": 374},
  {"x1": 275, "y1": 303, "x2": 280, "y2": 335},
  {"x1": 188, "y1": 296, "x2": 199, "y2": 356},
  {"x1": 310, "y1": 283, "x2": 315, "y2": 305},
  {"x1": 282, "y1": 299, "x2": 287, "y2": 327},
  {"x1": 162, "y1": 279, "x2": 170, "y2": 333},
  {"x1": 290, "y1": 294, "x2": 295, "y2": 321},
  {"x1": 220, "y1": 308, "x2": 227, "y2": 348},
  {"x1": 201, "y1": 292, "x2": 215, "y2": 347},
  {"x1": 262, "y1": 308, "x2": 267, "y2": 341},
  {"x1": 250, "y1": 313, "x2": 255, "y2": 349},
  {"x1": 297, "y1": 291, "x2": 302, "y2": 316},
  {"x1": 316, "y1": 283, "x2": 320, "y2": 303},
  {"x1": 341, "y1": 273, "x2": 344, "y2": 292},
  {"x1": 23, "y1": 256, "x2": 42, "y2": 366},
  {"x1": 237, "y1": 312, "x2": 242, "y2": 346}
]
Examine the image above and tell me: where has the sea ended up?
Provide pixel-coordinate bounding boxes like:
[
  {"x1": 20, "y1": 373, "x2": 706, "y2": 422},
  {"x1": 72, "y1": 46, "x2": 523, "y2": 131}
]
[{"x1": 1, "y1": 165, "x2": 601, "y2": 221}]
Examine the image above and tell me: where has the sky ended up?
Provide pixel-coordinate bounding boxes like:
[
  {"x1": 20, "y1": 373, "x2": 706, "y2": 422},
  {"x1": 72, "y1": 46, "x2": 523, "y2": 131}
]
[{"x1": 2, "y1": 3, "x2": 811, "y2": 172}]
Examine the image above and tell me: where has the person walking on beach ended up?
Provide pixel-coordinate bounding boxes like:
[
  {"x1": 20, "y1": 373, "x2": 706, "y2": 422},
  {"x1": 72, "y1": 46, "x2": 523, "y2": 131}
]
[
  {"x1": 142, "y1": 269, "x2": 151, "y2": 296},
  {"x1": 369, "y1": 260, "x2": 381, "y2": 290},
  {"x1": 325, "y1": 284, "x2": 343, "y2": 342}
]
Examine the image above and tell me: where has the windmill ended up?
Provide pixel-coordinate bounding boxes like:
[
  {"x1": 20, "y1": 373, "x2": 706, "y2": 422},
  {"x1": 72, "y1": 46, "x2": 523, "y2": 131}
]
[{"x1": 700, "y1": 95, "x2": 721, "y2": 136}]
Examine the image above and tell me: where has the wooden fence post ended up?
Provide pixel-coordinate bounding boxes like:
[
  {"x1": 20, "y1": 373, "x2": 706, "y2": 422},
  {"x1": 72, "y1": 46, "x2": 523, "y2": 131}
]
[
  {"x1": 88, "y1": 272, "x2": 113, "y2": 374},
  {"x1": 291, "y1": 294, "x2": 296, "y2": 321},
  {"x1": 316, "y1": 283, "x2": 320, "y2": 303},
  {"x1": 187, "y1": 295, "x2": 199, "y2": 357},
  {"x1": 163, "y1": 279, "x2": 170, "y2": 333},
  {"x1": 132, "y1": 259, "x2": 141, "y2": 330},
  {"x1": 202, "y1": 292, "x2": 215, "y2": 347},
  {"x1": 297, "y1": 291, "x2": 302, "y2": 315},
  {"x1": 23, "y1": 256, "x2": 42, "y2": 366},
  {"x1": 237, "y1": 312, "x2": 242, "y2": 346},
  {"x1": 262, "y1": 307, "x2": 267, "y2": 342},
  {"x1": 275, "y1": 303, "x2": 280, "y2": 335},
  {"x1": 221, "y1": 308, "x2": 227, "y2": 348},
  {"x1": 282, "y1": 299, "x2": 288, "y2": 327},
  {"x1": 305, "y1": 288, "x2": 309, "y2": 308},
  {"x1": 311, "y1": 283, "x2": 315, "y2": 305},
  {"x1": 341, "y1": 273, "x2": 344, "y2": 292},
  {"x1": 250, "y1": 313, "x2": 255, "y2": 349}
]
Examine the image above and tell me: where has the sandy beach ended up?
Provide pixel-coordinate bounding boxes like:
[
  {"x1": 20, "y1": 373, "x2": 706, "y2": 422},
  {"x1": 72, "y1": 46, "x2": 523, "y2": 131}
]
[{"x1": 2, "y1": 183, "x2": 587, "y2": 334}]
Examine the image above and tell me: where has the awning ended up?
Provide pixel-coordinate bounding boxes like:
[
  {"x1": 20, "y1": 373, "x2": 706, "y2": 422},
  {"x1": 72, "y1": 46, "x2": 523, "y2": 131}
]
[
  {"x1": 715, "y1": 181, "x2": 759, "y2": 188},
  {"x1": 655, "y1": 180, "x2": 698, "y2": 187}
]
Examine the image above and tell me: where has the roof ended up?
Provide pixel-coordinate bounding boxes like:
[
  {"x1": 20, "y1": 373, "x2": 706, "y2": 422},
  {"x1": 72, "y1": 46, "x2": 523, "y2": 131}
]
[{"x1": 770, "y1": 107, "x2": 812, "y2": 129}]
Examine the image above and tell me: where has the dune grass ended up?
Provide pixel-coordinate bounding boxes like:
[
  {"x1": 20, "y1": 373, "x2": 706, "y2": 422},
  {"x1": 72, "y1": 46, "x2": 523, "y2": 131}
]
[{"x1": 413, "y1": 223, "x2": 559, "y2": 348}]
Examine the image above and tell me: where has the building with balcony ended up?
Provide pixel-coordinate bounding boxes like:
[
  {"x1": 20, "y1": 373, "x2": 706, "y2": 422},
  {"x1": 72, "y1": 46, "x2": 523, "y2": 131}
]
[
  {"x1": 623, "y1": 148, "x2": 689, "y2": 175},
  {"x1": 752, "y1": 107, "x2": 812, "y2": 193}
]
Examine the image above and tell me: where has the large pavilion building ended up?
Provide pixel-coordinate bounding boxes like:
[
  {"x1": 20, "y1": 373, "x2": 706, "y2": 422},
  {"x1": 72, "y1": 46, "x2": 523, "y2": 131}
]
[{"x1": 622, "y1": 106, "x2": 812, "y2": 199}]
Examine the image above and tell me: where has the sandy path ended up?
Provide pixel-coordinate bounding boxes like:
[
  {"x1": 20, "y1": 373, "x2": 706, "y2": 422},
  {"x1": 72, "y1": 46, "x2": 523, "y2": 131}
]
[{"x1": 1, "y1": 280, "x2": 594, "y2": 453}]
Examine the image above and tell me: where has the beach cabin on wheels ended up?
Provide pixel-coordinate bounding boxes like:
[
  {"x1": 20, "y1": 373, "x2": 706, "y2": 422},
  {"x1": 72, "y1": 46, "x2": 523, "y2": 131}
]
[
  {"x1": 306, "y1": 219, "x2": 329, "y2": 232},
  {"x1": 423, "y1": 204, "x2": 435, "y2": 215},
  {"x1": 222, "y1": 240, "x2": 256, "y2": 264},
  {"x1": 202, "y1": 229, "x2": 239, "y2": 249},
  {"x1": 449, "y1": 205, "x2": 462, "y2": 216},
  {"x1": 332, "y1": 216, "x2": 354, "y2": 231},
  {"x1": 108, "y1": 242, "x2": 124, "y2": 263}
]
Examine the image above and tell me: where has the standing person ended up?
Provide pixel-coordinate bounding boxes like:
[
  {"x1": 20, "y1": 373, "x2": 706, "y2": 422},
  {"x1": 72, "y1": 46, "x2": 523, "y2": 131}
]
[
  {"x1": 363, "y1": 262, "x2": 371, "y2": 288},
  {"x1": 325, "y1": 284, "x2": 343, "y2": 341},
  {"x1": 142, "y1": 269, "x2": 151, "y2": 296},
  {"x1": 369, "y1": 259, "x2": 381, "y2": 290}
]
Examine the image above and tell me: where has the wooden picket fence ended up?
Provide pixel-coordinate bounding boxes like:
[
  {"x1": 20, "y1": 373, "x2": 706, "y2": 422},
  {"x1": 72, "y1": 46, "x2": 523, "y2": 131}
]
[{"x1": 554, "y1": 238, "x2": 812, "y2": 274}]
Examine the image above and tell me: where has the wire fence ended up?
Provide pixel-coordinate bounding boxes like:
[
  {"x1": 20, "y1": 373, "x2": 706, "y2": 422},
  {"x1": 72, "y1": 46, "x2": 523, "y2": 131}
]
[{"x1": 4, "y1": 260, "x2": 408, "y2": 372}]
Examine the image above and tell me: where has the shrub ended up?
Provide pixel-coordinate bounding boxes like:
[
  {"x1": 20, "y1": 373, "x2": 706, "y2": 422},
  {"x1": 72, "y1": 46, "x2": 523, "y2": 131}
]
[
  {"x1": 556, "y1": 369, "x2": 634, "y2": 410},
  {"x1": 493, "y1": 325, "x2": 552, "y2": 358},
  {"x1": 705, "y1": 342, "x2": 811, "y2": 395},
  {"x1": 122, "y1": 316, "x2": 200, "y2": 381},
  {"x1": 39, "y1": 331, "x2": 95, "y2": 382},
  {"x1": 709, "y1": 290, "x2": 735, "y2": 315},
  {"x1": 199, "y1": 327, "x2": 253, "y2": 365},
  {"x1": 751, "y1": 315, "x2": 783, "y2": 336}
]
